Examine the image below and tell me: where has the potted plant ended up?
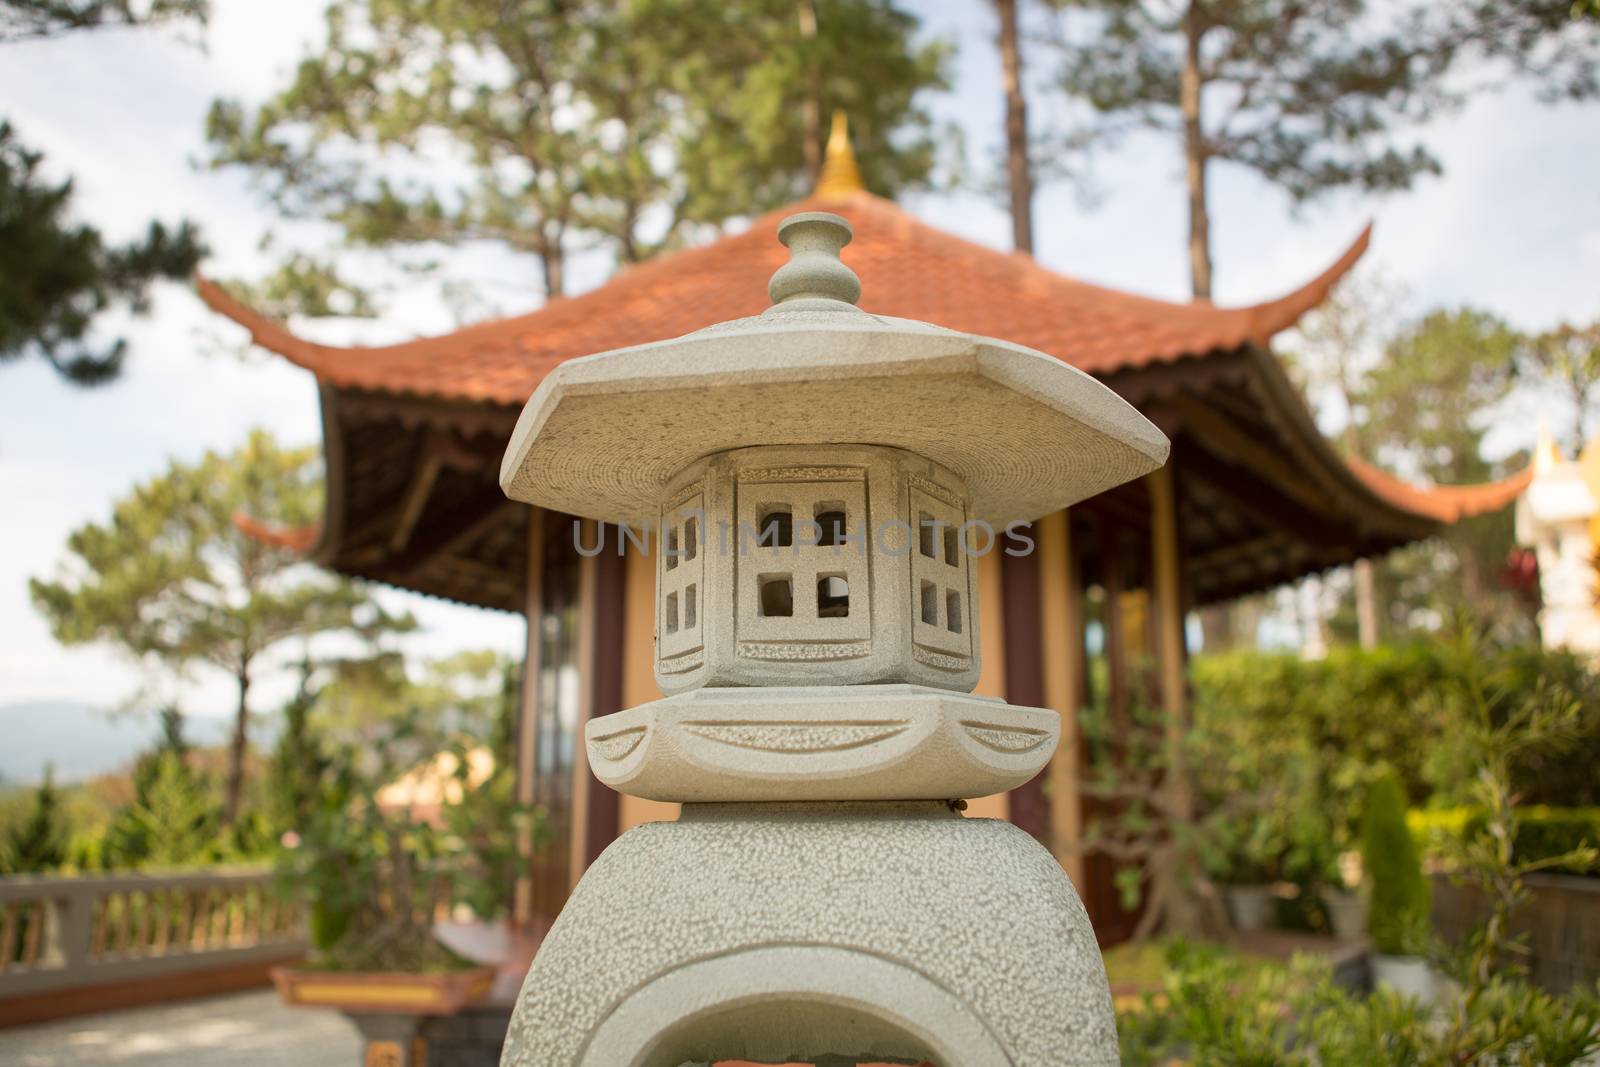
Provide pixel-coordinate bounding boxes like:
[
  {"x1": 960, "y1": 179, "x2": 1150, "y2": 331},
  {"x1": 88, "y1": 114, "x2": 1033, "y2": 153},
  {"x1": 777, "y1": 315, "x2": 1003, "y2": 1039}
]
[
  {"x1": 1206, "y1": 813, "x2": 1281, "y2": 933},
  {"x1": 1321, "y1": 850, "x2": 1369, "y2": 939},
  {"x1": 1361, "y1": 770, "x2": 1433, "y2": 998},
  {"x1": 271, "y1": 711, "x2": 542, "y2": 1058}
]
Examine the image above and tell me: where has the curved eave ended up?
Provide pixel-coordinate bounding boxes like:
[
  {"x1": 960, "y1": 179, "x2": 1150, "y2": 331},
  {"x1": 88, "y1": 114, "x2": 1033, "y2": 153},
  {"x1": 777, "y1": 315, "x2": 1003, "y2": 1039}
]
[
  {"x1": 231, "y1": 512, "x2": 320, "y2": 553},
  {"x1": 1241, "y1": 342, "x2": 1526, "y2": 535},
  {"x1": 1344, "y1": 454, "x2": 1533, "y2": 523},
  {"x1": 1230, "y1": 223, "x2": 1373, "y2": 346}
]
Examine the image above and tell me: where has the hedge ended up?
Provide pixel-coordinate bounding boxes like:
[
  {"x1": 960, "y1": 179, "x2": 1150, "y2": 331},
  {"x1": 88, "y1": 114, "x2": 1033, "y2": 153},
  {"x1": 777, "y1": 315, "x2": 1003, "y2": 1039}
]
[{"x1": 1411, "y1": 806, "x2": 1600, "y2": 876}]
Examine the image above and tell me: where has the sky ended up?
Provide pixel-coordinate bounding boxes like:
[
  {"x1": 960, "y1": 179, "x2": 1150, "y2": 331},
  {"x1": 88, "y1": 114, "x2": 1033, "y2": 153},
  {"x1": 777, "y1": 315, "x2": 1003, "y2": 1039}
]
[{"x1": 1, "y1": 0, "x2": 1595, "y2": 724}]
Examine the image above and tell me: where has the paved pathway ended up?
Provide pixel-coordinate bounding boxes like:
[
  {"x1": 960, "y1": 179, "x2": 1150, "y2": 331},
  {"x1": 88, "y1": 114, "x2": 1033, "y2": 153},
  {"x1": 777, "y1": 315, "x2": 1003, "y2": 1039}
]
[{"x1": 1, "y1": 990, "x2": 360, "y2": 1067}]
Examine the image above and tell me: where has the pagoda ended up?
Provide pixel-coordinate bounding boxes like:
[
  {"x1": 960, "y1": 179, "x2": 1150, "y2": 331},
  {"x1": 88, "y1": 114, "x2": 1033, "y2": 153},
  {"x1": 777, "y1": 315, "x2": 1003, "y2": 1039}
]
[{"x1": 202, "y1": 120, "x2": 1528, "y2": 944}]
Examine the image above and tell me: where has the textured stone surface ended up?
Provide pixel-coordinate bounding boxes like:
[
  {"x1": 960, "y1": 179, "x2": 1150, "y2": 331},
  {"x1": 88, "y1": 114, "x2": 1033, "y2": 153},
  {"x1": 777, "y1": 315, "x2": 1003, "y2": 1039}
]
[
  {"x1": 652, "y1": 444, "x2": 980, "y2": 694},
  {"x1": 501, "y1": 803, "x2": 1119, "y2": 1067},
  {"x1": 587, "y1": 685, "x2": 1057, "y2": 803}
]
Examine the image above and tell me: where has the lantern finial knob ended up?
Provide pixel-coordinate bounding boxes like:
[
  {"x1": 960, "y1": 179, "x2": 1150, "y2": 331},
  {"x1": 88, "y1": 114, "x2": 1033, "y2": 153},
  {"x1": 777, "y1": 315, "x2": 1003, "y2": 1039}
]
[{"x1": 769, "y1": 212, "x2": 861, "y2": 306}]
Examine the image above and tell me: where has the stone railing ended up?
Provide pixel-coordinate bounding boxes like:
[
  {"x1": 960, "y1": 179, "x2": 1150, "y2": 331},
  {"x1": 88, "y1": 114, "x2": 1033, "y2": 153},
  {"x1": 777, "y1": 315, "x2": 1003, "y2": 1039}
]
[{"x1": 0, "y1": 868, "x2": 305, "y2": 1004}]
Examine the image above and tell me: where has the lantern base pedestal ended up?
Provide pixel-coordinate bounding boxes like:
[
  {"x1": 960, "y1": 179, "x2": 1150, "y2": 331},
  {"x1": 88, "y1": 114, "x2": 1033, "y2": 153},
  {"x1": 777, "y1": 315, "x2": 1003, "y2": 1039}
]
[{"x1": 501, "y1": 801, "x2": 1118, "y2": 1067}]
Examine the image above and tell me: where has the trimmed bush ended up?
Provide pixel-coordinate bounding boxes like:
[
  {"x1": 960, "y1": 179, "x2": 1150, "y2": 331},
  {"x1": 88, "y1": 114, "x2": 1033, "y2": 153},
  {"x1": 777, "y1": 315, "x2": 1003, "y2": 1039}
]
[
  {"x1": 1415, "y1": 806, "x2": 1600, "y2": 876},
  {"x1": 1362, "y1": 771, "x2": 1430, "y2": 955}
]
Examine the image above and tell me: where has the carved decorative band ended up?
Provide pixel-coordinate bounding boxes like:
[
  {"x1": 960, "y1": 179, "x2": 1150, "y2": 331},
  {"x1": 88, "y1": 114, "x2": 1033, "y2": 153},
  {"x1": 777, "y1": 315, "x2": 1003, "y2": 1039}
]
[
  {"x1": 912, "y1": 645, "x2": 971, "y2": 672},
  {"x1": 657, "y1": 652, "x2": 704, "y2": 675},
  {"x1": 681, "y1": 720, "x2": 910, "y2": 754},
  {"x1": 960, "y1": 720, "x2": 1050, "y2": 754},
  {"x1": 590, "y1": 726, "x2": 647, "y2": 762},
  {"x1": 738, "y1": 466, "x2": 865, "y2": 484},
  {"x1": 909, "y1": 473, "x2": 963, "y2": 509},
  {"x1": 736, "y1": 640, "x2": 872, "y2": 662},
  {"x1": 664, "y1": 486, "x2": 704, "y2": 515}
]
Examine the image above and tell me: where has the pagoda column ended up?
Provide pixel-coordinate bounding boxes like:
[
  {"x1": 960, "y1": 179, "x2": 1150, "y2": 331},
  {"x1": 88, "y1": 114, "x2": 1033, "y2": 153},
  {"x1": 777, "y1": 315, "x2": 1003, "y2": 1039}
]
[
  {"x1": 1037, "y1": 509, "x2": 1086, "y2": 888},
  {"x1": 512, "y1": 506, "x2": 544, "y2": 930}
]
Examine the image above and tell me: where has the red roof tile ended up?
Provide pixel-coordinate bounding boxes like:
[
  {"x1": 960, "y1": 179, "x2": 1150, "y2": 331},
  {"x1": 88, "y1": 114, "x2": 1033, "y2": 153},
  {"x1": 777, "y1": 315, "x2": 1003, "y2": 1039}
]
[{"x1": 196, "y1": 189, "x2": 1370, "y2": 408}]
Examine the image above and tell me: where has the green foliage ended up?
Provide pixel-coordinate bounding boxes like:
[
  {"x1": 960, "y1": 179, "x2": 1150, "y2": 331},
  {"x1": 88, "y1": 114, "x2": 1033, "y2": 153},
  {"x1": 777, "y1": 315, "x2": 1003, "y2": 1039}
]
[
  {"x1": 1125, "y1": 627, "x2": 1600, "y2": 1065},
  {"x1": 1359, "y1": 309, "x2": 1519, "y2": 487},
  {"x1": 1361, "y1": 770, "x2": 1430, "y2": 955},
  {"x1": 278, "y1": 707, "x2": 545, "y2": 972},
  {"x1": 267, "y1": 672, "x2": 332, "y2": 840},
  {"x1": 1416, "y1": 807, "x2": 1600, "y2": 877},
  {"x1": 0, "y1": 767, "x2": 66, "y2": 874},
  {"x1": 1116, "y1": 941, "x2": 1600, "y2": 1067},
  {"x1": 0, "y1": 1, "x2": 206, "y2": 43},
  {"x1": 1193, "y1": 641, "x2": 1600, "y2": 828},
  {"x1": 1046, "y1": 0, "x2": 1453, "y2": 201},
  {"x1": 205, "y1": 0, "x2": 950, "y2": 308},
  {"x1": 0, "y1": 120, "x2": 203, "y2": 384},
  {"x1": 101, "y1": 750, "x2": 224, "y2": 868},
  {"x1": 1424, "y1": 627, "x2": 1600, "y2": 998},
  {"x1": 1078, "y1": 684, "x2": 1232, "y2": 939},
  {"x1": 218, "y1": 254, "x2": 376, "y2": 320},
  {"x1": 1515, "y1": 320, "x2": 1600, "y2": 457},
  {"x1": 94, "y1": 708, "x2": 260, "y2": 869},
  {"x1": 29, "y1": 429, "x2": 414, "y2": 822},
  {"x1": 1357, "y1": 309, "x2": 1526, "y2": 632},
  {"x1": 1193, "y1": 645, "x2": 1447, "y2": 865}
]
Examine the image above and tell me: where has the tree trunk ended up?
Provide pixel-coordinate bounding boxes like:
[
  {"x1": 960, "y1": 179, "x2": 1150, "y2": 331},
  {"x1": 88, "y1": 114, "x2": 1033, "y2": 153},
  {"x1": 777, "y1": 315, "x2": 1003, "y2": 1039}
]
[
  {"x1": 799, "y1": 0, "x2": 822, "y2": 182},
  {"x1": 1197, "y1": 603, "x2": 1234, "y2": 652},
  {"x1": 995, "y1": 0, "x2": 1034, "y2": 254},
  {"x1": 1180, "y1": 5, "x2": 1212, "y2": 301},
  {"x1": 543, "y1": 244, "x2": 565, "y2": 300},
  {"x1": 1354, "y1": 558, "x2": 1380, "y2": 648},
  {"x1": 223, "y1": 665, "x2": 250, "y2": 826}
]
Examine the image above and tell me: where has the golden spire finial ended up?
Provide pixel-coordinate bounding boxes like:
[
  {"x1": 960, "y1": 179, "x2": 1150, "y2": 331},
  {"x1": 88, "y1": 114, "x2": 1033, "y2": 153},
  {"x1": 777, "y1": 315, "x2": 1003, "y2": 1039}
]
[{"x1": 815, "y1": 110, "x2": 865, "y2": 198}]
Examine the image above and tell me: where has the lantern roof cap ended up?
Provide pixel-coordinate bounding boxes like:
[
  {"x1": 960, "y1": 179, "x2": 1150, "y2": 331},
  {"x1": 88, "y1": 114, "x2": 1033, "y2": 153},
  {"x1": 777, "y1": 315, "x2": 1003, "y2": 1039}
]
[{"x1": 499, "y1": 212, "x2": 1170, "y2": 525}]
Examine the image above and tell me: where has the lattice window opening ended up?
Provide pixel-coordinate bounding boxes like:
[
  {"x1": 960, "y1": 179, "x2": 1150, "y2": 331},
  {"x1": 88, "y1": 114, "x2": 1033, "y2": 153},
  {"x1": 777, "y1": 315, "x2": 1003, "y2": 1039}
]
[
  {"x1": 817, "y1": 574, "x2": 850, "y2": 618},
  {"x1": 658, "y1": 496, "x2": 706, "y2": 660},
  {"x1": 811, "y1": 502, "x2": 853, "y2": 551},
  {"x1": 916, "y1": 513, "x2": 964, "y2": 568},
  {"x1": 759, "y1": 574, "x2": 794, "y2": 617},
  {"x1": 756, "y1": 508, "x2": 794, "y2": 549}
]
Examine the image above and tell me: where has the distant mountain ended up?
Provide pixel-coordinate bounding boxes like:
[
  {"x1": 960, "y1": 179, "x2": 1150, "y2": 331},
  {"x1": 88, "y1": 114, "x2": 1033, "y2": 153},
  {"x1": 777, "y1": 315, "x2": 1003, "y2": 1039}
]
[{"x1": 0, "y1": 702, "x2": 235, "y2": 786}]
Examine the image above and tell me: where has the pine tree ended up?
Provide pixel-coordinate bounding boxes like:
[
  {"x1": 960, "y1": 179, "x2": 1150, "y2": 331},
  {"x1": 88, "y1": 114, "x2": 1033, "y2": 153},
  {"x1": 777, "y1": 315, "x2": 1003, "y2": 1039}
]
[
  {"x1": 1040, "y1": 0, "x2": 1599, "y2": 298},
  {"x1": 0, "y1": 122, "x2": 203, "y2": 384},
  {"x1": 204, "y1": 0, "x2": 949, "y2": 309},
  {"x1": 30, "y1": 429, "x2": 415, "y2": 823},
  {"x1": 1, "y1": 3, "x2": 209, "y2": 383},
  {"x1": 267, "y1": 666, "x2": 331, "y2": 839},
  {"x1": 2, "y1": 766, "x2": 67, "y2": 874},
  {"x1": 1361, "y1": 769, "x2": 1429, "y2": 956}
]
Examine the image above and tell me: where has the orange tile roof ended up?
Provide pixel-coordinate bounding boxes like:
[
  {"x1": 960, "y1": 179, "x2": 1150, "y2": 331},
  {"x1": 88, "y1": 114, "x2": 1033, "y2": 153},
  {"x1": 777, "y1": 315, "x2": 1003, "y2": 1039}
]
[
  {"x1": 200, "y1": 188, "x2": 1526, "y2": 529},
  {"x1": 195, "y1": 188, "x2": 1370, "y2": 407}
]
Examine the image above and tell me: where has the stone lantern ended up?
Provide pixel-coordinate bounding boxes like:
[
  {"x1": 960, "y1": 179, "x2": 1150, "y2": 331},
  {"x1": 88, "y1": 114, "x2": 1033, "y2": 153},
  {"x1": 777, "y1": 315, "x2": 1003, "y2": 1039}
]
[{"x1": 498, "y1": 212, "x2": 1168, "y2": 1066}]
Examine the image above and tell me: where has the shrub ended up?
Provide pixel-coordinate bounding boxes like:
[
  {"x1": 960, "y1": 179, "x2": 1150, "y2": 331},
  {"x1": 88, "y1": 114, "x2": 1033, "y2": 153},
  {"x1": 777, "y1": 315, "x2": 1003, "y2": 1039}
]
[
  {"x1": 1362, "y1": 771, "x2": 1429, "y2": 955},
  {"x1": 1417, "y1": 806, "x2": 1600, "y2": 877}
]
